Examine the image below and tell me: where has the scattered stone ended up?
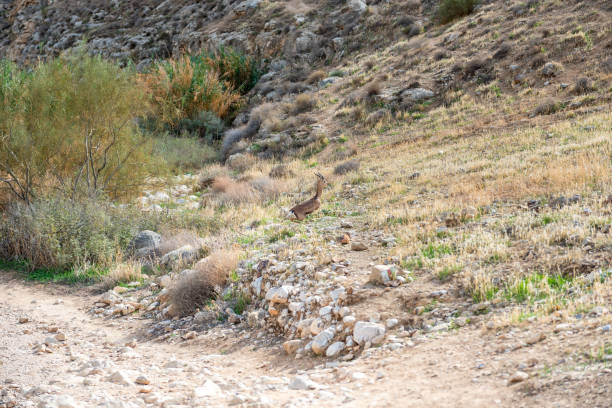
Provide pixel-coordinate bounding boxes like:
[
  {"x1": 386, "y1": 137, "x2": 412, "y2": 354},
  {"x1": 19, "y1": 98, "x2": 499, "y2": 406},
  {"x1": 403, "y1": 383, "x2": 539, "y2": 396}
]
[
  {"x1": 368, "y1": 265, "x2": 398, "y2": 285},
  {"x1": 193, "y1": 380, "x2": 223, "y2": 398},
  {"x1": 107, "y1": 371, "x2": 132, "y2": 386},
  {"x1": 18, "y1": 316, "x2": 29, "y2": 324},
  {"x1": 289, "y1": 375, "x2": 317, "y2": 390},
  {"x1": 311, "y1": 328, "x2": 335, "y2": 355},
  {"x1": 283, "y1": 340, "x2": 302, "y2": 355},
  {"x1": 508, "y1": 371, "x2": 529, "y2": 384},
  {"x1": 265, "y1": 286, "x2": 291, "y2": 304},
  {"x1": 326, "y1": 341, "x2": 345, "y2": 357},
  {"x1": 386, "y1": 318, "x2": 399, "y2": 329},
  {"x1": 55, "y1": 332, "x2": 66, "y2": 342},
  {"x1": 353, "y1": 321, "x2": 386, "y2": 345},
  {"x1": 135, "y1": 375, "x2": 150, "y2": 385},
  {"x1": 351, "y1": 242, "x2": 368, "y2": 251}
]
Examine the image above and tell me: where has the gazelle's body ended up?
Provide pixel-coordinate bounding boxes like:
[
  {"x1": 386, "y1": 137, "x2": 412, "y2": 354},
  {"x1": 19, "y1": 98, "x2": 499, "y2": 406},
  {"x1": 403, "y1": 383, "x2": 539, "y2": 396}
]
[{"x1": 290, "y1": 173, "x2": 327, "y2": 221}]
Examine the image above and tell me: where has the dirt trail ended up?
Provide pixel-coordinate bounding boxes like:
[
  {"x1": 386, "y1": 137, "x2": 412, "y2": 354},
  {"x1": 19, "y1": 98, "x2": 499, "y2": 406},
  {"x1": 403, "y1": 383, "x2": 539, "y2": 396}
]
[{"x1": 0, "y1": 273, "x2": 609, "y2": 408}]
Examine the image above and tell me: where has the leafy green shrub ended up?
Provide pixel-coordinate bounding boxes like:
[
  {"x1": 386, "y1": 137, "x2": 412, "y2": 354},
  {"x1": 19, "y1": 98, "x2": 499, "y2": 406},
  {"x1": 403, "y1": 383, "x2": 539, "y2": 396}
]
[
  {"x1": 142, "y1": 47, "x2": 261, "y2": 135},
  {"x1": 205, "y1": 47, "x2": 262, "y2": 95},
  {"x1": 437, "y1": 0, "x2": 479, "y2": 24},
  {"x1": 0, "y1": 195, "x2": 163, "y2": 270},
  {"x1": 0, "y1": 53, "x2": 156, "y2": 204}
]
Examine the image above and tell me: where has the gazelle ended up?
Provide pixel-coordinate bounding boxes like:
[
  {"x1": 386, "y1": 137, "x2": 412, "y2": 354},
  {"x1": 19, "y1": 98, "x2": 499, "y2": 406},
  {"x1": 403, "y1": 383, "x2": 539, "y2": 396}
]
[{"x1": 289, "y1": 172, "x2": 327, "y2": 221}]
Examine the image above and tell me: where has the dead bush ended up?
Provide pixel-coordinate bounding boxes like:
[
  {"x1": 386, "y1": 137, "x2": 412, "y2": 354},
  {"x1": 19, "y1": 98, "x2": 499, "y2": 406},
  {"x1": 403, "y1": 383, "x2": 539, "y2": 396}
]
[
  {"x1": 464, "y1": 58, "x2": 487, "y2": 77},
  {"x1": 364, "y1": 59, "x2": 376, "y2": 71},
  {"x1": 572, "y1": 78, "x2": 594, "y2": 95},
  {"x1": 363, "y1": 80, "x2": 382, "y2": 98},
  {"x1": 158, "y1": 231, "x2": 205, "y2": 258},
  {"x1": 350, "y1": 105, "x2": 366, "y2": 122},
  {"x1": 204, "y1": 176, "x2": 282, "y2": 205},
  {"x1": 533, "y1": 99, "x2": 564, "y2": 116},
  {"x1": 168, "y1": 250, "x2": 240, "y2": 317},
  {"x1": 292, "y1": 93, "x2": 317, "y2": 114},
  {"x1": 307, "y1": 70, "x2": 327, "y2": 84},
  {"x1": 334, "y1": 159, "x2": 360, "y2": 175},
  {"x1": 269, "y1": 164, "x2": 295, "y2": 179},
  {"x1": 227, "y1": 153, "x2": 256, "y2": 173},
  {"x1": 493, "y1": 43, "x2": 512, "y2": 60}
]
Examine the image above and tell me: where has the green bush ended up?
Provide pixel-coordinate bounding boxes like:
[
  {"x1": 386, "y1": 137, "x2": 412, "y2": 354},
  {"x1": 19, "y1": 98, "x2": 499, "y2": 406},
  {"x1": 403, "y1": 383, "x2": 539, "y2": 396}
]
[
  {"x1": 0, "y1": 52, "x2": 157, "y2": 204},
  {"x1": 142, "y1": 47, "x2": 262, "y2": 135},
  {"x1": 437, "y1": 0, "x2": 479, "y2": 24},
  {"x1": 204, "y1": 47, "x2": 262, "y2": 95}
]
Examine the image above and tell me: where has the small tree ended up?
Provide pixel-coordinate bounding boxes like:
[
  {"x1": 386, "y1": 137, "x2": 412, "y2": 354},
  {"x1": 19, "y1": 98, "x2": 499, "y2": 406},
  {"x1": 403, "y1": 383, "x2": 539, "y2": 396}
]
[{"x1": 0, "y1": 52, "x2": 156, "y2": 203}]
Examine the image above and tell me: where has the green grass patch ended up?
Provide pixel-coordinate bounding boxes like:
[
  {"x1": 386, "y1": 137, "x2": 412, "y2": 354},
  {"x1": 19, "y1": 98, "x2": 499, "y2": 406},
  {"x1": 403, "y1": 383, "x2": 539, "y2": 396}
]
[
  {"x1": 421, "y1": 243, "x2": 454, "y2": 259},
  {"x1": 503, "y1": 272, "x2": 572, "y2": 303},
  {"x1": 438, "y1": 264, "x2": 463, "y2": 281},
  {"x1": 0, "y1": 259, "x2": 105, "y2": 284},
  {"x1": 268, "y1": 229, "x2": 295, "y2": 243}
]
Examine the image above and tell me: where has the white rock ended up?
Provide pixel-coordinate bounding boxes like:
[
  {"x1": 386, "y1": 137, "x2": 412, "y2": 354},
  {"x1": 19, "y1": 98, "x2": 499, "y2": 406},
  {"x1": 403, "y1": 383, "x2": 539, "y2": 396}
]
[
  {"x1": 368, "y1": 265, "x2": 398, "y2": 285},
  {"x1": 348, "y1": 0, "x2": 366, "y2": 14},
  {"x1": 310, "y1": 318, "x2": 325, "y2": 335},
  {"x1": 288, "y1": 302, "x2": 304, "y2": 314},
  {"x1": 319, "y1": 306, "x2": 333, "y2": 317},
  {"x1": 509, "y1": 371, "x2": 529, "y2": 384},
  {"x1": 107, "y1": 370, "x2": 131, "y2": 386},
  {"x1": 353, "y1": 321, "x2": 386, "y2": 345},
  {"x1": 251, "y1": 277, "x2": 263, "y2": 297},
  {"x1": 343, "y1": 315, "x2": 356, "y2": 327},
  {"x1": 193, "y1": 380, "x2": 223, "y2": 398},
  {"x1": 288, "y1": 375, "x2": 317, "y2": 390},
  {"x1": 386, "y1": 318, "x2": 399, "y2": 329},
  {"x1": 401, "y1": 88, "x2": 434, "y2": 102},
  {"x1": 56, "y1": 395, "x2": 79, "y2": 408},
  {"x1": 265, "y1": 286, "x2": 292, "y2": 304},
  {"x1": 311, "y1": 328, "x2": 335, "y2": 355},
  {"x1": 326, "y1": 341, "x2": 345, "y2": 357}
]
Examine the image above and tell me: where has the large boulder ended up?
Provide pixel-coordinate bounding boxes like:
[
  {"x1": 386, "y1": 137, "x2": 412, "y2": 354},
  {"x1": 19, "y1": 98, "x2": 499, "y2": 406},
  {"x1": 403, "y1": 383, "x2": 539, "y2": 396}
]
[{"x1": 128, "y1": 230, "x2": 161, "y2": 258}]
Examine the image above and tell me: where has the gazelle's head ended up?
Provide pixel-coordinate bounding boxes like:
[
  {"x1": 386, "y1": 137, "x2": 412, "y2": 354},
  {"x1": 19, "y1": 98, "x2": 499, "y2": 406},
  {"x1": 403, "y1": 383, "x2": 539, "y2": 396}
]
[{"x1": 315, "y1": 172, "x2": 328, "y2": 186}]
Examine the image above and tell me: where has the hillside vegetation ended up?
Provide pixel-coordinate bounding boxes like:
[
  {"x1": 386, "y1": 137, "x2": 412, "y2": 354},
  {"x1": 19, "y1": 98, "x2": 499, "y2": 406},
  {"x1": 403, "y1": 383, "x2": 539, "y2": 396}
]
[{"x1": 0, "y1": 0, "x2": 611, "y2": 407}]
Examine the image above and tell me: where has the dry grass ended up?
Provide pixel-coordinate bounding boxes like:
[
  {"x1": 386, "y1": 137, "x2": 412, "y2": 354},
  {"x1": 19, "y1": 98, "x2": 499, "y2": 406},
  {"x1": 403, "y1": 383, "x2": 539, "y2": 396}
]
[
  {"x1": 158, "y1": 231, "x2": 205, "y2": 257},
  {"x1": 292, "y1": 93, "x2": 317, "y2": 114},
  {"x1": 334, "y1": 159, "x2": 360, "y2": 175},
  {"x1": 307, "y1": 70, "x2": 327, "y2": 84},
  {"x1": 201, "y1": 175, "x2": 283, "y2": 206},
  {"x1": 102, "y1": 261, "x2": 143, "y2": 290},
  {"x1": 168, "y1": 250, "x2": 240, "y2": 317}
]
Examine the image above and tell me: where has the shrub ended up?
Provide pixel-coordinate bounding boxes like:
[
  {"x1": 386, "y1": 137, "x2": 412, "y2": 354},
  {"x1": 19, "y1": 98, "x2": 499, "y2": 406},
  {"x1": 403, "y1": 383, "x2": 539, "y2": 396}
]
[
  {"x1": 0, "y1": 195, "x2": 159, "y2": 270},
  {"x1": 364, "y1": 80, "x2": 382, "y2": 98},
  {"x1": 269, "y1": 164, "x2": 295, "y2": 179},
  {"x1": 142, "y1": 47, "x2": 261, "y2": 135},
  {"x1": 204, "y1": 47, "x2": 262, "y2": 95},
  {"x1": 141, "y1": 56, "x2": 241, "y2": 132},
  {"x1": 334, "y1": 159, "x2": 360, "y2": 175},
  {"x1": 0, "y1": 54, "x2": 155, "y2": 203},
  {"x1": 176, "y1": 111, "x2": 225, "y2": 142},
  {"x1": 437, "y1": 0, "x2": 479, "y2": 24},
  {"x1": 168, "y1": 250, "x2": 239, "y2": 317},
  {"x1": 207, "y1": 176, "x2": 282, "y2": 205},
  {"x1": 151, "y1": 133, "x2": 217, "y2": 173},
  {"x1": 292, "y1": 93, "x2": 317, "y2": 114},
  {"x1": 307, "y1": 70, "x2": 327, "y2": 84}
]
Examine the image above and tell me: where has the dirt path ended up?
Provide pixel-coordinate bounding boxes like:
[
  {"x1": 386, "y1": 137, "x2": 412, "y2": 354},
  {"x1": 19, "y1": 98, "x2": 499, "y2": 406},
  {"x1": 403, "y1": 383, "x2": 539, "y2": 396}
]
[{"x1": 0, "y1": 273, "x2": 609, "y2": 408}]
